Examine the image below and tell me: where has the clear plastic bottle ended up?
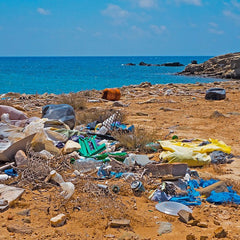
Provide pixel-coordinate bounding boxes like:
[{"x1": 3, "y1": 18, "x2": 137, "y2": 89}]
[
  {"x1": 70, "y1": 157, "x2": 103, "y2": 173},
  {"x1": 50, "y1": 170, "x2": 75, "y2": 200}
]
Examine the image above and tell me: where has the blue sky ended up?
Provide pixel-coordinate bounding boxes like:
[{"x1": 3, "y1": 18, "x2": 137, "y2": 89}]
[{"x1": 0, "y1": 0, "x2": 239, "y2": 56}]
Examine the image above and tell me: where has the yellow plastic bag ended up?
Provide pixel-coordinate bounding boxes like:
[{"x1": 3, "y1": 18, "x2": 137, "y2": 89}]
[{"x1": 159, "y1": 139, "x2": 231, "y2": 167}]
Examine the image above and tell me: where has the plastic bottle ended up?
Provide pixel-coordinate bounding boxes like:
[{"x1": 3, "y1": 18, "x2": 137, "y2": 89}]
[
  {"x1": 70, "y1": 157, "x2": 103, "y2": 173},
  {"x1": 0, "y1": 174, "x2": 10, "y2": 181},
  {"x1": 50, "y1": 170, "x2": 75, "y2": 200}
]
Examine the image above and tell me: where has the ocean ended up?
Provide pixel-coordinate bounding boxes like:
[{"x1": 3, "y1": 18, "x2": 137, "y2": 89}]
[{"x1": 0, "y1": 56, "x2": 220, "y2": 94}]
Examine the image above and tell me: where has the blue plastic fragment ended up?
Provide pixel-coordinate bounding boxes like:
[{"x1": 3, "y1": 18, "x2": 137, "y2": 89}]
[
  {"x1": 206, "y1": 191, "x2": 240, "y2": 204},
  {"x1": 4, "y1": 168, "x2": 18, "y2": 177}
]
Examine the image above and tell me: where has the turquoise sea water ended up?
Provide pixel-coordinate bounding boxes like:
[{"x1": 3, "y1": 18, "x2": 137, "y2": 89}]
[{"x1": 0, "y1": 56, "x2": 220, "y2": 94}]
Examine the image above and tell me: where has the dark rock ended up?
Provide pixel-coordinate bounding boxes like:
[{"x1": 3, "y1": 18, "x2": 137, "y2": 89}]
[
  {"x1": 161, "y1": 62, "x2": 184, "y2": 67},
  {"x1": 205, "y1": 88, "x2": 226, "y2": 100},
  {"x1": 191, "y1": 60, "x2": 198, "y2": 64},
  {"x1": 139, "y1": 61, "x2": 151, "y2": 66},
  {"x1": 125, "y1": 63, "x2": 136, "y2": 66}
]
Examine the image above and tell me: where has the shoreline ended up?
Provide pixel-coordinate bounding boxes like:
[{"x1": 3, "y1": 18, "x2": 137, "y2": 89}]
[{"x1": 0, "y1": 78, "x2": 235, "y2": 97}]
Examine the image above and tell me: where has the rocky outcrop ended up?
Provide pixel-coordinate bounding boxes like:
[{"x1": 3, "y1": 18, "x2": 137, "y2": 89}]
[
  {"x1": 137, "y1": 62, "x2": 184, "y2": 67},
  {"x1": 178, "y1": 52, "x2": 240, "y2": 79}
]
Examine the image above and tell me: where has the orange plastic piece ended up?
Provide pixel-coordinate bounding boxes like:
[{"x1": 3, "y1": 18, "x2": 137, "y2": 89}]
[{"x1": 102, "y1": 88, "x2": 121, "y2": 101}]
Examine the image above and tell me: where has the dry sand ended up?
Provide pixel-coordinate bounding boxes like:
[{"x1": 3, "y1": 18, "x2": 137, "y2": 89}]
[{"x1": 0, "y1": 80, "x2": 240, "y2": 239}]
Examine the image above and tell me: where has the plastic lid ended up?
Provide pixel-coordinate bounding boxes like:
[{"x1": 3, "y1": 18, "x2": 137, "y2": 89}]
[{"x1": 155, "y1": 201, "x2": 192, "y2": 216}]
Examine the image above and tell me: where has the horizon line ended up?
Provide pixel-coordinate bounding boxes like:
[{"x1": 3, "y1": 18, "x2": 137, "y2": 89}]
[{"x1": 0, "y1": 55, "x2": 214, "y2": 57}]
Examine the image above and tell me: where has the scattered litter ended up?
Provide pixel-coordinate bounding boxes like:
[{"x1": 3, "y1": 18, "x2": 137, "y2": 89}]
[{"x1": 155, "y1": 201, "x2": 193, "y2": 216}]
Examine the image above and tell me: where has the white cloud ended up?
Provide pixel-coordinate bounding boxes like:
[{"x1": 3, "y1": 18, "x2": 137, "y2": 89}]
[
  {"x1": 209, "y1": 22, "x2": 218, "y2": 28},
  {"x1": 231, "y1": 0, "x2": 240, "y2": 8},
  {"x1": 175, "y1": 0, "x2": 202, "y2": 6},
  {"x1": 138, "y1": 0, "x2": 158, "y2": 8},
  {"x1": 131, "y1": 25, "x2": 146, "y2": 35},
  {"x1": 208, "y1": 22, "x2": 223, "y2": 35},
  {"x1": 150, "y1": 25, "x2": 166, "y2": 34},
  {"x1": 223, "y1": 10, "x2": 240, "y2": 21},
  {"x1": 209, "y1": 28, "x2": 224, "y2": 35},
  {"x1": 102, "y1": 4, "x2": 129, "y2": 24},
  {"x1": 37, "y1": 8, "x2": 51, "y2": 15}
]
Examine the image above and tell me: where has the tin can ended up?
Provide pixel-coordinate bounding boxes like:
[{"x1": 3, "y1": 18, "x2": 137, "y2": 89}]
[{"x1": 131, "y1": 181, "x2": 145, "y2": 193}]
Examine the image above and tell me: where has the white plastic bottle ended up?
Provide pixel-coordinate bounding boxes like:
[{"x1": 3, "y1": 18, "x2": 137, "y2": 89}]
[
  {"x1": 71, "y1": 157, "x2": 103, "y2": 173},
  {"x1": 50, "y1": 170, "x2": 75, "y2": 200}
]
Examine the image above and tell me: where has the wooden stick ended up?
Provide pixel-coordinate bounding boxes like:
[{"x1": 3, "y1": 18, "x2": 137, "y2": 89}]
[{"x1": 0, "y1": 162, "x2": 15, "y2": 172}]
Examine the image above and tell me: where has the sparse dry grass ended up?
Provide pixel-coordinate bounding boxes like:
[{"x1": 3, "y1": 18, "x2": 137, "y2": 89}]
[
  {"x1": 56, "y1": 92, "x2": 87, "y2": 111},
  {"x1": 0, "y1": 99, "x2": 14, "y2": 107},
  {"x1": 212, "y1": 164, "x2": 227, "y2": 175},
  {"x1": 112, "y1": 127, "x2": 158, "y2": 153},
  {"x1": 76, "y1": 108, "x2": 125, "y2": 125}
]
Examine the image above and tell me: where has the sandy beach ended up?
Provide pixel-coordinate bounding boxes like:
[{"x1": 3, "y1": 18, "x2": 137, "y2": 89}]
[{"x1": 0, "y1": 80, "x2": 239, "y2": 239}]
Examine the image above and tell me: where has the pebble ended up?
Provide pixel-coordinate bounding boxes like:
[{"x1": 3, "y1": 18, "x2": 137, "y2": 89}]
[
  {"x1": 157, "y1": 222, "x2": 172, "y2": 235},
  {"x1": 50, "y1": 214, "x2": 67, "y2": 227},
  {"x1": 7, "y1": 224, "x2": 33, "y2": 234},
  {"x1": 23, "y1": 218, "x2": 31, "y2": 223},
  {"x1": 109, "y1": 219, "x2": 130, "y2": 228},
  {"x1": 214, "y1": 227, "x2": 227, "y2": 238},
  {"x1": 197, "y1": 222, "x2": 208, "y2": 228},
  {"x1": 178, "y1": 210, "x2": 193, "y2": 223},
  {"x1": 15, "y1": 150, "x2": 28, "y2": 167},
  {"x1": 187, "y1": 219, "x2": 199, "y2": 226},
  {"x1": 17, "y1": 209, "x2": 30, "y2": 216},
  {"x1": 200, "y1": 236, "x2": 208, "y2": 240},
  {"x1": 214, "y1": 220, "x2": 221, "y2": 226},
  {"x1": 186, "y1": 234, "x2": 196, "y2": 240}
]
